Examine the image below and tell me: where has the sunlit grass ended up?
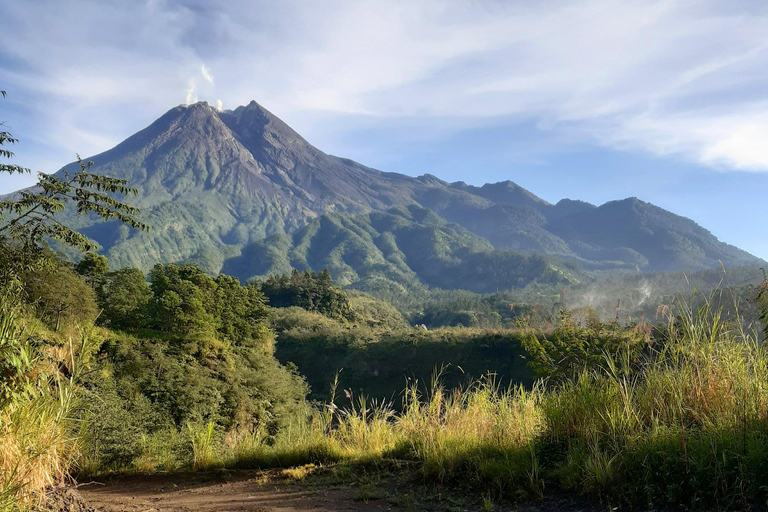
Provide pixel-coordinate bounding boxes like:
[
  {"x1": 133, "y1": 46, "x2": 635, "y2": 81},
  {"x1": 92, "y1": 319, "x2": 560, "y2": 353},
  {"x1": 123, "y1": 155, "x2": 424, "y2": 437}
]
[
  {"x1": 72, "y1": 286, "x2": 768, "y2": 509},
  {"x1": 0, "y1": 303, "x2": 98, "y2": 511}
]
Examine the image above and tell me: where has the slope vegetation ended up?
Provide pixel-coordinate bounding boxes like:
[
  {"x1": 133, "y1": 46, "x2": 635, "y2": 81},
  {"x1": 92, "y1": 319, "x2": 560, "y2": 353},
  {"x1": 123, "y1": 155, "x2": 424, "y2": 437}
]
[{"x1": 37, "y1": 100, "x2": 761, "y2": 285}]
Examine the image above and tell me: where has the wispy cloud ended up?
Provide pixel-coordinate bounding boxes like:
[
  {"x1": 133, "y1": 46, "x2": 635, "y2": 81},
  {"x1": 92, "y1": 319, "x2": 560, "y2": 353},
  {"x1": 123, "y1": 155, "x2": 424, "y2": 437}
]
[{"x1": 1, "y1": 0, "x2": 768, "y2": 174}]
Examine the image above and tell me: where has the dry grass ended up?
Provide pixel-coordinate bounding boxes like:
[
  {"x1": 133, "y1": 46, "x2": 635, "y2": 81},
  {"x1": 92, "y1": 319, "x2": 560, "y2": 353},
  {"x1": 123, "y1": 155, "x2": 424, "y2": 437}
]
[
  {"x1": 67, "y1": 286, "x2": 768, "y2": 508},
  {"x1": 0, "y1": 397, "x2": 77, "y2": 510},
  {"x1": 0, "y1": 302, "x2": 96, "y2": 511}
]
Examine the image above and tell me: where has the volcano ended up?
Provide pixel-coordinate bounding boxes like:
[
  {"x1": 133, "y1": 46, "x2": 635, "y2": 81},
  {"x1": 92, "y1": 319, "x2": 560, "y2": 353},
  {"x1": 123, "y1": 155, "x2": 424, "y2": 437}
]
[{"x1": 43, "y1": 100, "x2": 761, "y2": 284}]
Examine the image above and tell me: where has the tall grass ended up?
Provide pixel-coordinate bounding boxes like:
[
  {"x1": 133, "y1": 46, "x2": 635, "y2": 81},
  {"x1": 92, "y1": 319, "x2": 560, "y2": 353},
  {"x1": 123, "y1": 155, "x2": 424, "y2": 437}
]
[
  {"x1": 540, "y1": 292, "x2": 768, "y2": 507},
  {"x1": 0, "y1": 301, "x2": 96, "y2": 511},
  {"x1": 82, "y1": 288, "x2": 768, "y2": 508}
]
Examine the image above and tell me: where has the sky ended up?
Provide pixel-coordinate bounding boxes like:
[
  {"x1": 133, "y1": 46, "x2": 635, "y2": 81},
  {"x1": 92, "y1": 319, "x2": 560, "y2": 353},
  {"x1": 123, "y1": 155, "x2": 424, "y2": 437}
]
[{"x1": 0, "y1": 0, "x2": 767, "y2": 260}]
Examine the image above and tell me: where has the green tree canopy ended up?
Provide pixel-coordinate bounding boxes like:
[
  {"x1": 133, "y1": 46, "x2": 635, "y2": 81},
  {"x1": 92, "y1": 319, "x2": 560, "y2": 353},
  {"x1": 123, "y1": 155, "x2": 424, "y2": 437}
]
[
  {"x1": 257, "y1": 268, "x2": 353, "y2": 322},
  {"x1": 24, "y1": 260, "x2": 98, "y2": 332},
  {"x1": 76, "y1": 252, "x2": 109, "y2": 288},
  {"x1": 149, "y1": 263, "x2": 271, "y2": 348},
  {"x1": 98, "y1": 267, "x2": 152, "y2": 331}
]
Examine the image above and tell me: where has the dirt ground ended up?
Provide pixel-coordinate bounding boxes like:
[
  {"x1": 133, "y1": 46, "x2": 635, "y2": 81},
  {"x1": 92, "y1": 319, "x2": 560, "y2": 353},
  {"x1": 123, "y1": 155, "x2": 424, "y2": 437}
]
[
  {"x1": 77, "y1": 468, "x2": 466, "y2": 512},
  {"x1": 79, "y1": 470, "x2": 393, "y2": 512},
  {"x1": 77, "y1": 467, "x2": 599, "y2": 512}
]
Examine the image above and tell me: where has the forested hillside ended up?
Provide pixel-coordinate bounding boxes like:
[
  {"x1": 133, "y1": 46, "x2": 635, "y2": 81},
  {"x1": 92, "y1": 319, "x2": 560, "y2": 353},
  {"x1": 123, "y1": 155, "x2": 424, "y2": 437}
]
[
  {"x1": 223, "y1": 204, "x2": 580, "y2": 293},
  {"x1": 26, "y1": 100, "x2": 760, "y2": 287}
]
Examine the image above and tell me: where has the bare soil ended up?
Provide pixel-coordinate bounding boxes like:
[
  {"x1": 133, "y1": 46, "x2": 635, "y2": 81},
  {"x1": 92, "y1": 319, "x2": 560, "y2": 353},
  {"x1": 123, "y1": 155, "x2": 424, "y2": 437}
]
[
  {"x1": 78, "y1": 468, "x2": 447, "y2": 512},
  {"x1": 77, "y1": 467, "x2": 599, "y2": 512}
]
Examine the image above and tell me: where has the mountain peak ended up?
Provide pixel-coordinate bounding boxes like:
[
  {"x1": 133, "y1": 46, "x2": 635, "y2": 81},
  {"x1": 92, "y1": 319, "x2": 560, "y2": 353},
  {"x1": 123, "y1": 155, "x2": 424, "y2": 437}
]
[
  {"x1": 184, "y1": 100, "x2": 211, "y2": 108},
  {"x1": 45, "y1": 100, "x2": 762, "y2": 277},
  {"x1": 219, "y1": 100, "x2": 310, "y2": 159},
  {"x1": 177, "y1": 101, "x2": 222, "y2": 118}
]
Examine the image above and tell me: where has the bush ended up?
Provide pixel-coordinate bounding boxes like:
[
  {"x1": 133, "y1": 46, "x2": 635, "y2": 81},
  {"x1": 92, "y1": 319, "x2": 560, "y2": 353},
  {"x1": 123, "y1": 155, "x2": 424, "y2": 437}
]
[
  {"x1": 76, "y1": 329, "x2": 310, "y2": 473},
  {"x1": 23, "y1": 262, "x2": 98, "y2": 332}
]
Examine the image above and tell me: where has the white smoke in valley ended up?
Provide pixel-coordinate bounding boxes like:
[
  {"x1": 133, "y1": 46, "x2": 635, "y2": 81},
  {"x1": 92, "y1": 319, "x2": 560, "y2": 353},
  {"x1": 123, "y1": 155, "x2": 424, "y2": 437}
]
[
  {"x1": 637, "y1": 280, "x2": 652, "y2": 305},
  {"x1": 564, "y1": 279, "x2": 660, "y2": 323}
]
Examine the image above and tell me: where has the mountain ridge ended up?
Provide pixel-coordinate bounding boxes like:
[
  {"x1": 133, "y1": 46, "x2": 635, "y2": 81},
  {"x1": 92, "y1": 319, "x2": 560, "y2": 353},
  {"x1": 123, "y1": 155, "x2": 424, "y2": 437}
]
[{"x1": 19, "y1": 100, "x2": 762, "y2": 285}]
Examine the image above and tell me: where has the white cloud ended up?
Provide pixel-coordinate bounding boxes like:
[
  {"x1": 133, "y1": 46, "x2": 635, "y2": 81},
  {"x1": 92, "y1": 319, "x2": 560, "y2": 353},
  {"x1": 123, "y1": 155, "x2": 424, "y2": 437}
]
[{"x1": 2, "y1": 0, "x2": 768, "y2": 174}]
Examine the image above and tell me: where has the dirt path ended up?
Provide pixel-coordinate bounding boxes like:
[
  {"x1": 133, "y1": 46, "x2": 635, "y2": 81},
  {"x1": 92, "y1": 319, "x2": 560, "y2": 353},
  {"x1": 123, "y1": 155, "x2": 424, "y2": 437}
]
[
  {"x1": 78, "y1": 468, "x2": 599, "y2": 512},
  {"x1": 78, "y1": 470, "x2": 427, "y2": 512}
]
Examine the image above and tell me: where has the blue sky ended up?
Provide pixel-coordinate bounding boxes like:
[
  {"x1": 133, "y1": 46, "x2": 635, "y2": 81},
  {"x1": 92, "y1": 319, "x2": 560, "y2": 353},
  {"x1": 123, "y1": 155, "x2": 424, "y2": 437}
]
[{"x1": 1, "y1": 0, "x2": 767, "y2": 259}]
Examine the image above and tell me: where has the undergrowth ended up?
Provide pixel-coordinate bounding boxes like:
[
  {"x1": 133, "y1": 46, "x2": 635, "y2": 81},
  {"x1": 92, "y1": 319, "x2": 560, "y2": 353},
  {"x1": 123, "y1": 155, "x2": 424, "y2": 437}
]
[
  {"x1": 98, "y1": 289, "x2": 768, "y2": 509},
  {"x1": 7, "y1": 282, "x2": 768, "y2": 510},
  {"x1": 0, "y1": 299, "x2": 98, "y2": 511}
]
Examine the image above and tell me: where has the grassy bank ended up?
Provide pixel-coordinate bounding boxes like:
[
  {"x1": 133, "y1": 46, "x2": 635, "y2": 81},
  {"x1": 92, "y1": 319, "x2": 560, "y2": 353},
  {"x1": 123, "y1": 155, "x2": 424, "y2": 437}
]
[
  {"x1": 85, "y1": 298, "x2": 768, "y2": 509},
  {"x1": 5, "y1": 285, "x2": 768, "y2": 510},
  {"x1": 0, "y1": 301, "x2": 97, "y2": 511}
]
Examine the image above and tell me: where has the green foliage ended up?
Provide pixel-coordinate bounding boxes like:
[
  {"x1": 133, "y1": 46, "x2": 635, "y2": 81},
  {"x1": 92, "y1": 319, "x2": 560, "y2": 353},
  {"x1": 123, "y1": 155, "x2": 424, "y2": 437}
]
[
  {"x1": 23, "y1": 261, "x2": 98, "y2": 332},
  {"x1": 71, "y1": 262, "x2": 306, "y2": 472},
  {"x1": 0, "y1": 91, "x2": 147, "y2": 316},
  {"x1": 271, "y1": 306, "x2": 533, "y2": 405},
  {"x1": 519, "y1": 310, "x2": 648, "y2": 380},
  {"x1": 0, "y1": 90, "x2": 29, "y2": 178},
  {"x1": 213, "y1": 273, "x2": 272, "y2": 344},
  {"x1": 148, "y1": 263, "x2": 270, "y2": 345},
  {"x1": 378, "y1": 287, "x2": 545, "y2": 330},
  {"x1": 75, "y1": 252, "x2": 108, "y2": 288},
  {"x1": 346, "y1": 291, "x2": 408, "y2": 330},
  {"x1": 0, "y1": 157, "x2": 149, "y2": 253},
  {"x1": 77, "y1": 329, "x2": 309, "y2": 471},
  {"x1": 257, "y1": 269, "x2": 353, "y2": 322},
  {"x1": 98, "y1": 267, "x2": 152, "y2": 330},
  {"x1": 0, "y1": 300, "x2": 37, "y2": 409},
  {"x1": 77, "y1": 375, "x2": 157, "y2": 470}
]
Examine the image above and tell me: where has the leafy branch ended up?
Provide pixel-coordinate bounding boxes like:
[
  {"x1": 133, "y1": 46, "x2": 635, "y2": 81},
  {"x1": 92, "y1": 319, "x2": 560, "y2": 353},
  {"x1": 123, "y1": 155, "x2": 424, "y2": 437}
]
[{"x1": 0, "y1": 156, "x2": 150, "y2": 252}]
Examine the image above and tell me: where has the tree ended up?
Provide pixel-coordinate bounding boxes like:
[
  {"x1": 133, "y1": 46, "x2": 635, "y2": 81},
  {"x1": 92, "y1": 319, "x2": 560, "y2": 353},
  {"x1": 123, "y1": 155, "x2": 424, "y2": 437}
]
[
  {"x1": 0, "y1": 91, "x2": 29, "y2": 177},
  {"x1": 98, "y1": 267, "x2": 152, "y2": 331},
  {"x1": 76, "y1": 252, "x2": 109, "y2": 289},
  {"x1": 0, "y1": 90, "x2": 149, "y2": 300},
  {"x1": 257, "y1": 268, "x2": 353, "y2": 321},
  {"x1": 24, "y1": 261, "x2": 98, "y2": 332},
  {"x1": 149, "y1": 263, "x2": 216, "y2": 337},
  {"x1": 214, "y1": 274, "x2": 270, "y2": 346},
  {"x1": 0, "y1": 155, "x2": 149, "y2": 252}
]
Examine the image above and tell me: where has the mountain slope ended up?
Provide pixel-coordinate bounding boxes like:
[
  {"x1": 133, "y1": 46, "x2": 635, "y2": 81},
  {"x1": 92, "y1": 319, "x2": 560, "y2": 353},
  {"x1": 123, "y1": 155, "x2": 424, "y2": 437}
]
[
  {"x1": 60, "y1": 101, "x2": 424, "y2": 272},
  {"x1": 39, "y1": 100, "x2": 762, "y2": 282},
  {"x1": 221, "y1": 205, "x2": 579, "y2": 294}
]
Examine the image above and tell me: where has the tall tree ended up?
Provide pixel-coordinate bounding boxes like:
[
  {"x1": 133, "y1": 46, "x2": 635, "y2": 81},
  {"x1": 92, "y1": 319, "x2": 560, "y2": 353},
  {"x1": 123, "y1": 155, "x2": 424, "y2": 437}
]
[
  {"x1": 76, "y1": 252, "x2": 109, "y2": 289},
  {"x1": 0, "y1": 90, "x2": 149, "y2": 301},
  {"x1": 24, "y1": 262, "x2": 98, "y2": 332},
  {"x1": 98, "y1": 267, "x2": 152, "y2": 331}
]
